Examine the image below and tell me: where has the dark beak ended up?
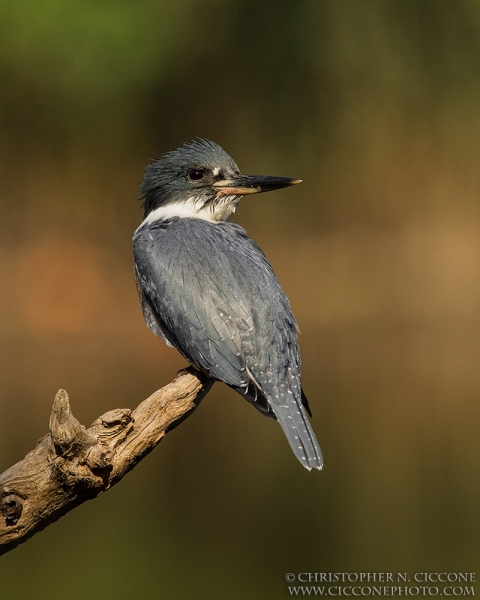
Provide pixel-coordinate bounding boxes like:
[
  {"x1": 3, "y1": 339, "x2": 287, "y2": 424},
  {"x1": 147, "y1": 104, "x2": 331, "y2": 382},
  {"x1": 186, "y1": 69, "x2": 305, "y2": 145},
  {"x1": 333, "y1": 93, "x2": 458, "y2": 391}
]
[{"x1": 212, "y1": 174, "x2": 302, "y2": 196}]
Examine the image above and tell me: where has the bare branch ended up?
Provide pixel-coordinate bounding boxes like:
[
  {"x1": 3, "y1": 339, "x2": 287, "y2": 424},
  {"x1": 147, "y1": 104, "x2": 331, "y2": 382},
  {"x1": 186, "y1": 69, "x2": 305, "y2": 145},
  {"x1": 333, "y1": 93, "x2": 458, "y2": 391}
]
[{"x1": 0, "y1": 367, "x2": 213, "y2": 556}]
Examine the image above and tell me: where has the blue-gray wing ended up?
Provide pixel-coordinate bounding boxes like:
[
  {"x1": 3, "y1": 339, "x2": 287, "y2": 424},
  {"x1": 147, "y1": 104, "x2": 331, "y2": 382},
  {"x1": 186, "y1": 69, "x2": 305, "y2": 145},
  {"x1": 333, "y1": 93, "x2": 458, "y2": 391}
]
[{"x1": 134, "y1": 218, "x2": 253, "y2": 387}]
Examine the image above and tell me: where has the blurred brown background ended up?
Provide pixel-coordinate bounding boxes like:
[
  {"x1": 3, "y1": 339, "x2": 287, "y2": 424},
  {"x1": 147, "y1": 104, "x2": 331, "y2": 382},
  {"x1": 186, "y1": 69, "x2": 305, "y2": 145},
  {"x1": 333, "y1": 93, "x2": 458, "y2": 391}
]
[{"x1": 0, "y1": 0, "x2": 479, "y2": 598}]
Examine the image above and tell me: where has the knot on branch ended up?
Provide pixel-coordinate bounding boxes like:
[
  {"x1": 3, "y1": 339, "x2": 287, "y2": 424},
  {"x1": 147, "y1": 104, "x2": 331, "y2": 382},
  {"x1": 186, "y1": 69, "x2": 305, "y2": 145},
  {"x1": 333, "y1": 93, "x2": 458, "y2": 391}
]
[
  {"x1": 49, "y1": 390, "x2": 112, "y2": 491},
  {"x1": 1, "y1": 495, "x2": 23, "y2": 526},
  {"x1": 50, "y1": 390, "x2": 97, "y2": 457},
  {"x1": 90, "y1": 409, "x2": 134, "y2": 446}
]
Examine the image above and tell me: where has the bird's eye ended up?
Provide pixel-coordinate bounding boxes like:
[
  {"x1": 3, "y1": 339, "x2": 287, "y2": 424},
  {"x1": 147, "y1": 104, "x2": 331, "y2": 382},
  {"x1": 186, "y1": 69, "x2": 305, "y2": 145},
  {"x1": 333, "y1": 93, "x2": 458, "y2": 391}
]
[{"x1": 187, "y1": 168, "x2": 205, "y2": 182}]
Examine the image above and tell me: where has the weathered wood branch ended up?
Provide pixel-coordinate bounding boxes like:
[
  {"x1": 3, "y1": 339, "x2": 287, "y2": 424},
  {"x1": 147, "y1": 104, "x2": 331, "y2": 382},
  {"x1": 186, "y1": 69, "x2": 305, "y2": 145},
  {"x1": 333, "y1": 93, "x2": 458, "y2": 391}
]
[{"x1": 0, "y1": 367, "x2": 213, "y2": 556}]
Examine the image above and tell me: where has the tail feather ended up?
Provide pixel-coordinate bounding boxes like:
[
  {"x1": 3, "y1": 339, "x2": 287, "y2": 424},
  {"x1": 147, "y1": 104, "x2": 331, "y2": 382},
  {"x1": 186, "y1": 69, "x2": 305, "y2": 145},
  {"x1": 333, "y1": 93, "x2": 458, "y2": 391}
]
[
  {"x1": 275, "y1": 394, "x2": 323, "y2": 471},
  {"x1": 232, "y1": 371, "x2": 323, "y2": 470}
]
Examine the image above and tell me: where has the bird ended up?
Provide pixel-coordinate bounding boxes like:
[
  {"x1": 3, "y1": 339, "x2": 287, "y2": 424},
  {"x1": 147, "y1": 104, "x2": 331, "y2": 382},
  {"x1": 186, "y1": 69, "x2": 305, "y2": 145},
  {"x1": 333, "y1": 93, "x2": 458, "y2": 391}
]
[{"x1": 133, "y1": 139, "x2": 322, "y2": 470}]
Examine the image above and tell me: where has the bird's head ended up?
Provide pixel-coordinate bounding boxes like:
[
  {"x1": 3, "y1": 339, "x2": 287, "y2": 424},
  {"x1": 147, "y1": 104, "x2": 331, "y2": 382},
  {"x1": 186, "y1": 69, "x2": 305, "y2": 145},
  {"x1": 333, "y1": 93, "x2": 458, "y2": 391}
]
[{"x1": 139, "y1": 139, "x2": 301, "y2": 222}]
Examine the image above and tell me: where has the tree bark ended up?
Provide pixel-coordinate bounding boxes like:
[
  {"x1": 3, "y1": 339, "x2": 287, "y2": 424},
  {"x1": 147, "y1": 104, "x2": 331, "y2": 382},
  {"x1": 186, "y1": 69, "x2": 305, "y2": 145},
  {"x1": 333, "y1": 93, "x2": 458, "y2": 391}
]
[{"x1": 0, "y1": 367, "x2": 213, "y2": 556}]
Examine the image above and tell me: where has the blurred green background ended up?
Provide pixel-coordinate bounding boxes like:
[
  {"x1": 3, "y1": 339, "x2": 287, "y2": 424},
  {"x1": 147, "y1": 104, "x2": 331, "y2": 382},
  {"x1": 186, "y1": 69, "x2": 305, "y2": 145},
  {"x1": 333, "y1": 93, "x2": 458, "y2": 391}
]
[{"x1": 1, "y1": 0, "x2": 479, "y2": 597}]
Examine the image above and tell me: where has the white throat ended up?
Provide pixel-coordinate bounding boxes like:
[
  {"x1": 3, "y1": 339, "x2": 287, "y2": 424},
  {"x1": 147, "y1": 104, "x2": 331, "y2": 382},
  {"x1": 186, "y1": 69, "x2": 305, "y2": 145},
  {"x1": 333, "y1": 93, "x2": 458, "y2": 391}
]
[{"x1": 137, "y1": 196, "x2": 239, "y2": 230}]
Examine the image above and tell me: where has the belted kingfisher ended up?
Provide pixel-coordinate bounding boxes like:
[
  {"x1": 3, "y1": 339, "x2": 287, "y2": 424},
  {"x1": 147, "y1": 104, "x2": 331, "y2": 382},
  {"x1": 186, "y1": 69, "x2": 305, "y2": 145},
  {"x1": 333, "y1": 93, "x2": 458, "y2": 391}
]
[{"x1": 133, "y1": 139, "x2": 322, "y2": 470}]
